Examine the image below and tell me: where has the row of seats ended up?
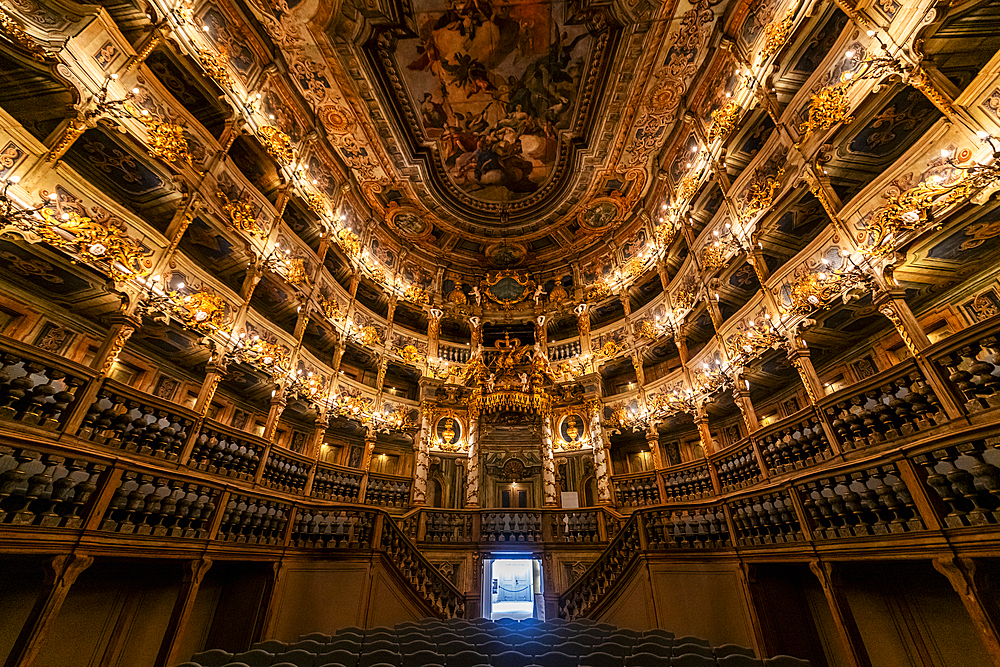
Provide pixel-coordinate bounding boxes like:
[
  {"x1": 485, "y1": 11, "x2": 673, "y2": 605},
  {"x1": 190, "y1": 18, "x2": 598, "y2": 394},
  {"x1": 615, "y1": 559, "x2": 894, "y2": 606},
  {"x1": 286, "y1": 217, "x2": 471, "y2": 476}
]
[{"x1": 179, "y1": 618, "x2": 810, "y2": 667}]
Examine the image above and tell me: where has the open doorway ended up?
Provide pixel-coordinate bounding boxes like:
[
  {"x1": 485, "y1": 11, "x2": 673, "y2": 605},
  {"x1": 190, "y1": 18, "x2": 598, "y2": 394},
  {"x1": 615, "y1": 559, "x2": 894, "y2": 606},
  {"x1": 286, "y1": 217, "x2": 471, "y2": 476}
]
[{"x1": 483, "y1": 556, "x2": 543, "y2": 620}]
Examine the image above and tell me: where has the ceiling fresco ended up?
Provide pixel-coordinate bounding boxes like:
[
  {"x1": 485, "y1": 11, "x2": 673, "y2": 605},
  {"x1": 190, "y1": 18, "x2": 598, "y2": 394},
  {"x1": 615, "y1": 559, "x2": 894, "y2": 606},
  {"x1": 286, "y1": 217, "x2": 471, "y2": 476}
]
[
  {"x1": 237, "y1": 0, "x2": 723, "y2": 268},
  {"x1": 384, "y1": 0, "x2": 595, "y2": 204}
]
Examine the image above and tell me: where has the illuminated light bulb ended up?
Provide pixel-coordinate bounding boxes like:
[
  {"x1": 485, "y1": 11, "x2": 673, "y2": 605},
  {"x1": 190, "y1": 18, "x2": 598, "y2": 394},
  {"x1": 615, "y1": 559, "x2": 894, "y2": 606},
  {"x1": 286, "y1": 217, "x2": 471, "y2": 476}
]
[
  {"x1": 110, "y1": 73, "x2": 119, "y2": 80},
  {"x1": 867, "y1": 30, "x2": 876, "y2": 37},
  {"x1": 941, "y1": 148, "x2": 952, "y2": 158},
  {"x1": 977, "y1": 130, "x2": 990, "y2": 139},
  {"x1": 844, "y1": 71, "x2": 853, "y2": 79},
  {"x1": 845, "y1": 50, "x2": 855, "y2": 58},
  {"x1": 817, "y1": 272, "x2": 826, "y2": 280},
  {"x1": 60, "y1": 212, "x2": 69, "y2": 220},
  {"x1": 203, "y1": 25, "x2": 210, "y2": 32},
  {"x1": 9, "y1": 175, "x2": 19, "y2": 184},
  {"x1": 177, "y1": 282, "x2": 185, "y2": 289},
  {"x1": 132, "y1": 87, "x2": 140, "y2": 95}
]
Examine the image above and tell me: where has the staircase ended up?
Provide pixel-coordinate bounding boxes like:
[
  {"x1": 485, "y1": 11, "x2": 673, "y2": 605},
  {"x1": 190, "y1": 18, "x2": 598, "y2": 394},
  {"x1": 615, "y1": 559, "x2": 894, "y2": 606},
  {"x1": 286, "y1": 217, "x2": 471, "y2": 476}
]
[{"x1": 177, "y1": 618, "x2": 811, "y2": 667}]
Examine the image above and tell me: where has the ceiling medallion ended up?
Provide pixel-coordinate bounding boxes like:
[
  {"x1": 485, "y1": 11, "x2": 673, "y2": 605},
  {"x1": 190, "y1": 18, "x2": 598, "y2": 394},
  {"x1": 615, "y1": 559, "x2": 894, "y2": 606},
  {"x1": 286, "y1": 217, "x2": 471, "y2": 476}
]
[
  {"x1": 485, "y1": 241, "x2": 528, "y2": 268},
  {"x1": 385, "y1": 203, "x2": 433, "y2": 240},
  {"x1": 578, "y1": 195, "x2": 626, "y2": 231}
]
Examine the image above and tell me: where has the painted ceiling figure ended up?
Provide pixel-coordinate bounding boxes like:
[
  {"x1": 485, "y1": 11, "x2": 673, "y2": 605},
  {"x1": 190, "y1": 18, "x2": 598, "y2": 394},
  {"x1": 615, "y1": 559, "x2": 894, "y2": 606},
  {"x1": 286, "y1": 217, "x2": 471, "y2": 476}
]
[{"x1": 400, "y1": 0, "x2": 591, "y2": 201}]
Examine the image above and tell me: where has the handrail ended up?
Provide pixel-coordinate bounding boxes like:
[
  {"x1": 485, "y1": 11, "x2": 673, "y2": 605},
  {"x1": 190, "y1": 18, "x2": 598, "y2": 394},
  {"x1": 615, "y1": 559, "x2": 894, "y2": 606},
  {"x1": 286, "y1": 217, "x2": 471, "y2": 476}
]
[{"x1": 558, "y1": 416, "x2": 1000, "y2": 619}]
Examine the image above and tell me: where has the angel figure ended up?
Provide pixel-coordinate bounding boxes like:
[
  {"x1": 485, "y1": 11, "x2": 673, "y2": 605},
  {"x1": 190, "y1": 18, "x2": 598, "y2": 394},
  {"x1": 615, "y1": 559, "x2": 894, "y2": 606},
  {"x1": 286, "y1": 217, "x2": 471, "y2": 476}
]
[
  {"x1": 533, "y1": 284, "x2": 547, "y2": 304},
  {"x1": 485, "y1": 373, "x2": 496, "y2": 392},
  {"x1": 471, "y1": 285, "x2": 482, "y2": 305},
  {"x1": 519, "y1": 372, "x2": 530, "y2": 391}
]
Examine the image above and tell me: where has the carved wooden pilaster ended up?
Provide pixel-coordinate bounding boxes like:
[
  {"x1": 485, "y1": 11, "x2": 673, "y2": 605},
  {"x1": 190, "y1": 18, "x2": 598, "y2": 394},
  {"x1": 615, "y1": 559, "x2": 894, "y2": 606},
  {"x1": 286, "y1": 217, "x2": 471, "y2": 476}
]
[
  {"x1": 932, "y1": 557, "x2": 1000, "y2": 664},
  {"x1": 5, "y1": 553, "x2": 94, "y2": 667},
  {"x1": 809, "y1": 560, "x2": 872, "y2": 667},
  {"x1": 153, "y1": 558, "x2": 213, "y2": 667}
]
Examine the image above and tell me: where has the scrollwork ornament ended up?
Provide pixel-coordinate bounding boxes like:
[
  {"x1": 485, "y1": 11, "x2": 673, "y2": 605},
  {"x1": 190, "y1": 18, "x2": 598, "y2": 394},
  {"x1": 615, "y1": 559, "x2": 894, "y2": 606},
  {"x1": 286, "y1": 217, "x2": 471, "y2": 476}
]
[{"x1": 100, "y1": 325, "x2": 136, "y2": 375}]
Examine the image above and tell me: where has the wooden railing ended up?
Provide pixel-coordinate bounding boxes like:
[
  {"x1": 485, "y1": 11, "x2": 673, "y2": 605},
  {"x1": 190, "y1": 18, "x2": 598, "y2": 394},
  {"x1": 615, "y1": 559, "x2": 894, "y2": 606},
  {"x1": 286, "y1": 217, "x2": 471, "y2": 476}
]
[
  {"x1": 0, "y1": 440, "x2": 466, "y2": 619},
  {"x1": 561, "y1": 414, "x2": 1000, "y2": 619},
  {"x1": 394, "y1": 507, "x2": 617, "y2": 545}
]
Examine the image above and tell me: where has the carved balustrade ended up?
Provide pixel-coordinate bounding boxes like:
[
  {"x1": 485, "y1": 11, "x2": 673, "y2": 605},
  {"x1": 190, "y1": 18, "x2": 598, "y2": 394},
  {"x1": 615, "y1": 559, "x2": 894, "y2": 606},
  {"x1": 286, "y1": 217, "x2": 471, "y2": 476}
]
[
  {"x1": 437, "y1": 344, "x2": 469, "y2": 363},
  {"x1": 929, "y1": 315, "x2": 1000, "y2": 413},
  {"x1": 422, "y1": 510, "x2": 475, "y2": 542},
  {"x1": 260, "y1": 447, "x2": 311, "y2": 494},
  {"x1": 291, "y1": 507, "x2": 376, "y2": 548},
  {"x1": 0, "y1": 337, "x2": 92, "y2": 431},
  {"x1": 819, "y1": 361, "x2": 943, "y2": 452},
  {"x1": 712, "y1": 438, "x2": 764, "y2": 492},
  {"x1": 754, "y1": 407, "x2": 833, "y2": 475},
  {"x1": 613, "y1": 472, "x2": 661, "y2": 508},
  {"x1": 98, "y1": 471, "x2": 217, "y2": 538},
  {"x1": 644, "y1": 506, "x2": 730, "y2": 549},
  {"x1": 76, "y1": 380, "x2": 198, "y2": 461},
  {"x1": 0, "y1": 446, "x2": 106, "y2": 527},
  {"x1": 216, "y1": 492, "x2": 291, "y2": 545},
  {"x1": 311, "y1": 463, "x2": 363, "y2": 502},
  {"x1": 796, "y1": 462, "x2": 925, "y2": 538},
  {"x1": 659, "y1": 459, "x2": 715, "y2": 501},
  {"x1": 187, "y1": 420, "x2": 265, "y2": 481},
  {"x1": 558, "y1": 516, "x2": 642, "y2": 620},
  {"x1": 549, "y1": 509, "x2": 602, "y2": 542},
  {"x1": 380, "y1": 516, "x2": 466, "y2": 618},
  {"x1": 365, "y1": 473, "x2": 411, "y2": 508},
  {"x1": 729, "y1": 491, "x2": 802, "y2": 545},
  {"x1": 912, "y1": 439, "x2": 1000, "y2": 528},
  {"x1": 481, "y1": 511, "x2": 543, "y2": 542}
]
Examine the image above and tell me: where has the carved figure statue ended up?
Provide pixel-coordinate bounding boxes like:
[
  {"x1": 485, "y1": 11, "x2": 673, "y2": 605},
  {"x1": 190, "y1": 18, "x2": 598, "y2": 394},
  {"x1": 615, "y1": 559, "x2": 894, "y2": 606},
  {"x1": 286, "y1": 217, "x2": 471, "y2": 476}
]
[
  {"x1": 533, "y1": 284, "x2": 546, "y2": 304},
  {"x1": 519, "y1": 372, "x2": 529, "y2": 391},
  {"x1": 486, "y1": 373, "x2": 496, "y2": 392},
  {"x1": 471, "y1": 285, "x2": 482, "y2": 305}
]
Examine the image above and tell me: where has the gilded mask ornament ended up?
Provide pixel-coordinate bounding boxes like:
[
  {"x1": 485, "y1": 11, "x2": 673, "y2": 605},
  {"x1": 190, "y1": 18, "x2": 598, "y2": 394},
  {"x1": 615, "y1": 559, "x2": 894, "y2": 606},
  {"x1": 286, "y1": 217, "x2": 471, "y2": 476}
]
[
  {"x1": 36, "y1": 208, "x2": 151, "y2": 283},
  {"x1": 358, "y1": 325, "x2": 382, "y2": 346},
  {"x1": 176, "y1": 290, "x2": 228, "y2": 331},
  {"x1": 141, "y1": 116, "x2": 191, "y2": 165},
  {"x1": 321, "y1": 296, "x2": 343, "y2": 321},
  {"x1": 397, "y1": 343, "x2": 425, "y2": 365},
  {"x1": 740, "y1": 168, "x2": 784, "y2": 224},
  {"x1": 258, "y1": 125, "x2": 294, "y2": 165},
  {"x1": 756, "y1": 9, "x2": 795, "y2": 65},
  {"x1": 337, "y1": 228, "x2": 361, "y2": 256},
  {"x1": 218, "y1": 191, "x2": 264, "y2": 238},
  {"x1": 708, "y1": 101, "x2": 741, "y2": 144},
  {"x1": 195, "y1": 46, "x2": 233, "y2": 88}
]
